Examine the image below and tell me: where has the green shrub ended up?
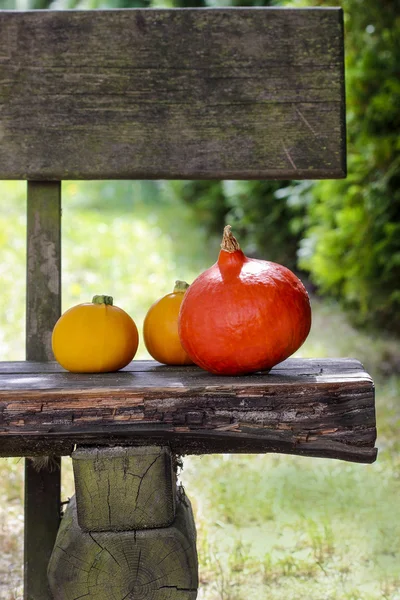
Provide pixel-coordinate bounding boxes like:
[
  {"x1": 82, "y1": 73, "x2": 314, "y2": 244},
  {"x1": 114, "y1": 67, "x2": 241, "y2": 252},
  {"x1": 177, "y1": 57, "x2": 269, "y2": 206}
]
[
  {"x1": 293, "y1": 0, "x2": 400, "y2": 330},
  {"x1": 167, "y1": 179, "x2": 306, "y2": 269}
]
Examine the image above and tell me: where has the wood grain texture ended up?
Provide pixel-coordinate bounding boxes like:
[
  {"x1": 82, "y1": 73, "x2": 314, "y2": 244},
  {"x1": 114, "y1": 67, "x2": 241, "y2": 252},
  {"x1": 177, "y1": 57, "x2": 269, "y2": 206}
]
[
  {"x1": 48, "y1": 493, "x2": 198, "y2": 600},
  {"x1": 0, "y1": 8, "x2": 345, "y2": 180},
  {"x1": 25, "y1": 181, "x2": 62, "y2": 600},
  {"x1": 24, "y1": 458, "x2": 61, "y2": 600},
  {"x1": 26, "y1": 181, "x2": 61, "y2": 361},
  {"x1": 72, "y1": 446, "x2": 177, "y2": 531},
  {"x1": 0, "y1": 359, "x2": 377, "y2": 463}
]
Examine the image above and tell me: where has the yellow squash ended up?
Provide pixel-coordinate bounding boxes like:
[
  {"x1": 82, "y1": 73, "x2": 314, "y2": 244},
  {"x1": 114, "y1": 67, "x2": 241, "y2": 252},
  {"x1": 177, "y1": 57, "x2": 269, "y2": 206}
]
[
  {"x1": 143, "y1": 281, "x2": 193, "y2": 365},
  {"x1": 52, "y1": 295, "x2": 138, "y2": 373}
]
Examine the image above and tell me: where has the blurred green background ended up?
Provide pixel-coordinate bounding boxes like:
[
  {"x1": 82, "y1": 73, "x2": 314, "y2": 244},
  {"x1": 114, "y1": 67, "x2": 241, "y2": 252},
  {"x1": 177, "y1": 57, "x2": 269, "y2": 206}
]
[{"x1": 0, "y1": 0, "x2": 399, "y2": 599}]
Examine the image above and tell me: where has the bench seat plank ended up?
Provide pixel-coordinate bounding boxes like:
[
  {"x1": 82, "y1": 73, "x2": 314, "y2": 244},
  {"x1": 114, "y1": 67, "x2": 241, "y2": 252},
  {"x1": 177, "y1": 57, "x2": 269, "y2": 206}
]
[
  {"x1": 0, "y1": 8, "x2": 345, "y2": 180},
  {"x1": 0, "y1": 358, "x2": 376, "y2": 463}
]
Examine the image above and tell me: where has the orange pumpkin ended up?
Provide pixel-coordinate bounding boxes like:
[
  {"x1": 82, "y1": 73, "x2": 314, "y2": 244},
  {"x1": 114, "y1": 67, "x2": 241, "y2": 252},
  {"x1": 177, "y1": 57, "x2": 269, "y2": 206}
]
[
  {"x1": 52, "y1": 295, "x2": 138, "y2": 373},
  {"x1": 178, "y1": 226, "x2": 311, "y2": 376},
  {"x1": 143, "y1": 281, "x2": 193, "y2": 365}
]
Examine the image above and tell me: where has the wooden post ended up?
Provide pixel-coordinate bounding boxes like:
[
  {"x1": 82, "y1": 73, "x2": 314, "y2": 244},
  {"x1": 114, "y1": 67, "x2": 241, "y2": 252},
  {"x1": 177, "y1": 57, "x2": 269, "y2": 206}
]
[
  {"x1": 25, "y1": 181, "x2": 62, "y2": 600},
  {"x1": 72, "y1": 446, "x2": 177, "y2": 531},
  {"x1": 48, "y1": 446, "x2": 199, "y2": 599},
  {"x1": 24, "y1": 463, "x2": 61, "y2": 600}
]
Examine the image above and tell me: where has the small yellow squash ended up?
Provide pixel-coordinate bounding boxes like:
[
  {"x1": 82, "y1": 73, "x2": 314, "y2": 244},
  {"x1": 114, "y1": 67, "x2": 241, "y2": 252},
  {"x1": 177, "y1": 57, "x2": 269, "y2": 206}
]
[
  {"x1": 52, "y1": 295, "x2": 138, "y2": 373},
  {"x1": 143, "y1": 281, "x2": 193, "y2": 365}
]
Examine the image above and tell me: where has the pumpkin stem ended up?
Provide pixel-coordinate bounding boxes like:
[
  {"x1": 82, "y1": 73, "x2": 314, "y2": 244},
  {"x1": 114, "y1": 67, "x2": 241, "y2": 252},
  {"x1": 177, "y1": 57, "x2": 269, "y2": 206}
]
[
  {"x1": 221, "y1": 225, "x2": 241, "y2": 253},
  {"x1": 174, "y1": 280, "x2": 190, "y2": 293},
  {"x1": 92, "y1": 295, "x2": 113, "y2": 306}
]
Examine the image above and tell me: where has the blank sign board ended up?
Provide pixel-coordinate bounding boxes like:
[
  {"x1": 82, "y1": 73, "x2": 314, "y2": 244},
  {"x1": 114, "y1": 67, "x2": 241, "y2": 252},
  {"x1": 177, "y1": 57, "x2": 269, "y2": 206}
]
[{"x1": 0, "y1": 8, "x2": 346, "y2": 180}]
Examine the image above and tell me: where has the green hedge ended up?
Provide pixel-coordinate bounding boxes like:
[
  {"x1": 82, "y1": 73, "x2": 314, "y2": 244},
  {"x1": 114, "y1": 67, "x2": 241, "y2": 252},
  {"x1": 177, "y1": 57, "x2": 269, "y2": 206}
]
[{"x1": 295, "y1": 0, "x2": 400, "y2": 330}]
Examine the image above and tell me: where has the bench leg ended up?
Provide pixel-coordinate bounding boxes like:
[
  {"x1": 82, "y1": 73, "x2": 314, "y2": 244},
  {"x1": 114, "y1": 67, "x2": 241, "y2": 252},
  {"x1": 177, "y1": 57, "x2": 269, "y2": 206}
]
[
  {"x1": 25, "y1": 179, "x2": 62, "y2": 598},
  {"x1": 47, "y1": 446, "x2": 198, "y2": 599},
  {"x1": 24, "y1": 458, "x2": 61, "y2": 600}
]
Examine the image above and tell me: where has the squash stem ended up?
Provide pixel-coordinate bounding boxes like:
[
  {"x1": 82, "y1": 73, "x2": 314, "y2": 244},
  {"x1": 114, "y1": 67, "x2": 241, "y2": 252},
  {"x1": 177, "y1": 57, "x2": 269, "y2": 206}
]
[
  {"x1": 174, "y1": 280, "x2": 190, "y2": 293},
  {"x1": 92, "y1": 295, "x2": 113, "y2": 306},
  {"x1": 221, "y1": 225, "x2": 241, "y2": 253}
]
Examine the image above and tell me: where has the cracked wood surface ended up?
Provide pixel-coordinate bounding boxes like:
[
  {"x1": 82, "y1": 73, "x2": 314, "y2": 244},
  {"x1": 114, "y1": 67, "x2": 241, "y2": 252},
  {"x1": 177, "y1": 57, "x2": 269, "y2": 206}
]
[
  {"x1": 48, "y1": 494, "x2": 198, "y2": 600},
  {"x1": 0, "y1": 358, "x2": 377, "y2": 463},
  {"x1": 72, "y1": 446, "x2": 177, "y2": 531},
  {"x1": 0, "y1": 8, "x2": 345, "y2": 180}
]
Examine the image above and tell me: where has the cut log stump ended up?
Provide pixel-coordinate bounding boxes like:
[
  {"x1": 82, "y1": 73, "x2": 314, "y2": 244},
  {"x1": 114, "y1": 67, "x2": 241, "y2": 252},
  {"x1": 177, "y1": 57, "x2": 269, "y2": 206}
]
[
  {"x1": 72, "y1": 446, "x2": 176, "y2": 531},
  {"x1": 48, "y1": 493, "x2": 198, "y2": 600}
]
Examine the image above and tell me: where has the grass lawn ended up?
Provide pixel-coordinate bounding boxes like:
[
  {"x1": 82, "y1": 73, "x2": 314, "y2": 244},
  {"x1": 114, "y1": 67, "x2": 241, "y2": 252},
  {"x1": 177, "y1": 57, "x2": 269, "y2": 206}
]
[{"x1": 0, "y1": 181, "x2": 399, "y2": 599}]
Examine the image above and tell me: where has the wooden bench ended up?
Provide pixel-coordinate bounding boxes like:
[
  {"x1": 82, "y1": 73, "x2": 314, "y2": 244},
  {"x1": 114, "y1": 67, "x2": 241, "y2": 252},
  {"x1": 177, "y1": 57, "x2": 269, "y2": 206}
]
[{"x1": 0, "y1": 7, "x2": 377, "y2": 599}]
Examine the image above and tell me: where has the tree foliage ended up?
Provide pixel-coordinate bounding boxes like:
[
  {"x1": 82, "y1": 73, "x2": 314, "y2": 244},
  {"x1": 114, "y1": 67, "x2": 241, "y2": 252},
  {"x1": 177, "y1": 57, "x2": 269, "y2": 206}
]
[{"x1": 288, "y1": 0, "x2": 400, "y2": 330}]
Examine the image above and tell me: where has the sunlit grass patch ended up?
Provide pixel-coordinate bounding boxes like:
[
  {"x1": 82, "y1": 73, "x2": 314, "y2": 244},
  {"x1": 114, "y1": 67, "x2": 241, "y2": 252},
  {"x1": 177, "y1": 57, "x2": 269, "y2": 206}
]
[{"x1": 182, "y1": 450, "x2": 400, "y2": 599}]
